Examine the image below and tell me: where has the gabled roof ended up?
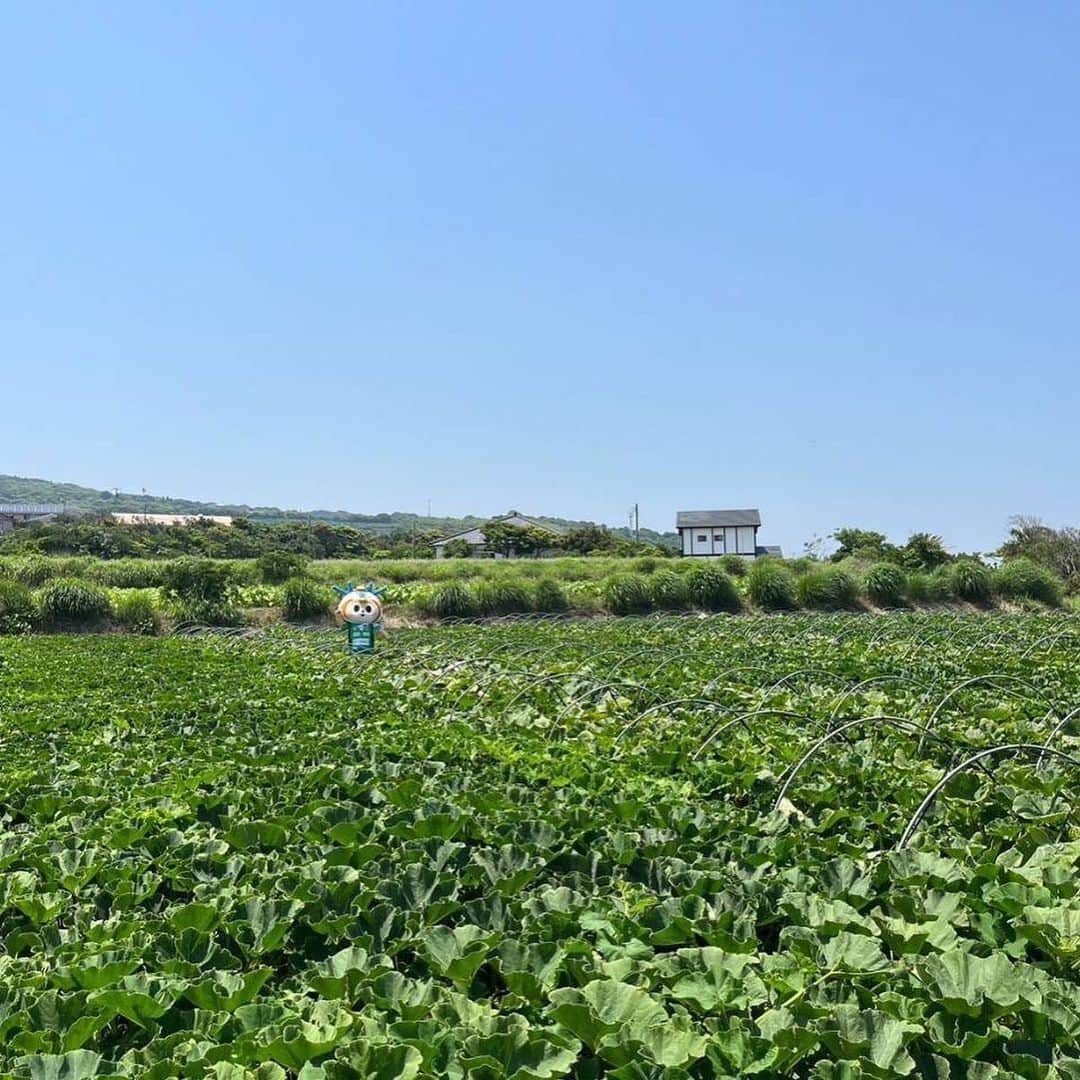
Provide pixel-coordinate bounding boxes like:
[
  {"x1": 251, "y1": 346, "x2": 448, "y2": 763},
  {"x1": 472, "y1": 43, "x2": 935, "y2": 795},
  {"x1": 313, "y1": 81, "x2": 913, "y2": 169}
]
[
  {"x1": 0, "y1": 503, "x2": 62, "y2": 515},
  {"x1": 676, "y1": 509, "x2": 761, "y2": 528},
  {"x1": 434, "y1": 513, "x2": 555, "y2": 545}
]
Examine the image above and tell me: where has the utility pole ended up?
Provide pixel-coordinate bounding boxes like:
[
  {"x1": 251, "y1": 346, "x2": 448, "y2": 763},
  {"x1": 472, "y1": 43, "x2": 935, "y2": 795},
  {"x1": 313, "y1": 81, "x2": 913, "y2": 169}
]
[{"x1": 634, "y1": 503, "x2": 640, "y2": 545}]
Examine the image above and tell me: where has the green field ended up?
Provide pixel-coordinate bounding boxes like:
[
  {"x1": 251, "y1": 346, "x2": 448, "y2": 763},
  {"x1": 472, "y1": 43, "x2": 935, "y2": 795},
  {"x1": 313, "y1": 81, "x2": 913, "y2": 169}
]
[{"x1": 2, "y1": 613, "x2": 1080, "y2": 1075}]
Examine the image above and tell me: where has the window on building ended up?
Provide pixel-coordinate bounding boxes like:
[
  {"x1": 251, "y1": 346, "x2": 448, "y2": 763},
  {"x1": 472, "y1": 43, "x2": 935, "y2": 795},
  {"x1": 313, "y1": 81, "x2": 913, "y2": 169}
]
[
  {"x1": 714, "y1": 534, "x2": 723, "y2": 541},
  {"x1": 697, "y1": 534, "x2": 707, "y2": 542}
]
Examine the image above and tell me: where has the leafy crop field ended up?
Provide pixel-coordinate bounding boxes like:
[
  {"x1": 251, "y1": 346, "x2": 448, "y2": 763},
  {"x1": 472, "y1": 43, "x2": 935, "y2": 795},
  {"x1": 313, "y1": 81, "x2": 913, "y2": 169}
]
[{"x1": 2, "y1": 614, "x2": 1080, "y2": 1077}]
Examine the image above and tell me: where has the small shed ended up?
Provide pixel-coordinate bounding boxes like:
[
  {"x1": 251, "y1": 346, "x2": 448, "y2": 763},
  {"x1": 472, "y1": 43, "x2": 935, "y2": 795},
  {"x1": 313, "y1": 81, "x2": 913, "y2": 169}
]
[{"x1": 676, "y1": 509, "x2": 769, "y2": 558}]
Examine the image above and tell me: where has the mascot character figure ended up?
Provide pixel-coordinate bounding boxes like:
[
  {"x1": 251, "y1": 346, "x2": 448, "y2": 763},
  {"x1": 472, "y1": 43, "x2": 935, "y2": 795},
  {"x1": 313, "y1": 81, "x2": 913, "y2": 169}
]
[{"x1": 333, "y1": 582, "x2": 386, "y2": 653}]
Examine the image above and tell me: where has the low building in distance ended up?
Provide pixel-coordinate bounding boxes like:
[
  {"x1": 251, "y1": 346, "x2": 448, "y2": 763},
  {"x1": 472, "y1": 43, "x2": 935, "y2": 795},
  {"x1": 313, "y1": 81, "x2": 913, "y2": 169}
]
[
  {"x1": 676, "y1": 508, "x2": 782, "y2": 558},
  {"x1": 109, "y1": 512, "x2": 235, "y2": 526},
  {"x1": 0, "y1": 503, "x2": 62, "y2": 535},
  {"x1": 434, "y1": 513, "x2": 557, "y2": 559}
]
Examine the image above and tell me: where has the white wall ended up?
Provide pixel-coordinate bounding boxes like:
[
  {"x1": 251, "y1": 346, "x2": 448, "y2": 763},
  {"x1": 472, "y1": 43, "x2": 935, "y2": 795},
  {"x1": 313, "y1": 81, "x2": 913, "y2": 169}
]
[{"x1": 680, "y1": 523, "x2": 761, "y2": 556}]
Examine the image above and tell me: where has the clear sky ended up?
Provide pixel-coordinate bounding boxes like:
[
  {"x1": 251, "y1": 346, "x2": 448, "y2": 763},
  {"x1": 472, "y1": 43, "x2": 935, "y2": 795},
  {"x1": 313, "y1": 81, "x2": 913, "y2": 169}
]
[{"x1": 3, "y1": 3, "x2": 1077, "y2": 554}]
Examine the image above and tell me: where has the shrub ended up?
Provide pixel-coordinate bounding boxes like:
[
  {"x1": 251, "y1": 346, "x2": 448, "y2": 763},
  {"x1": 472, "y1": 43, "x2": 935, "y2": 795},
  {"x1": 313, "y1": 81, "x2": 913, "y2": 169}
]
[
  {"x1": 113, "y1": 591, "x2": 162, "y2": 635},
  {"x1": 533, "y1": 578, "x2": 569, "y2": 613},
  {"x1": 747, "y1": 559, "x2": 797, "y2": 611},
  {"x1": 475, "y1": 581, "x2": 533, "y2": 616},
  {"x1": 177, "y1": 599, "x2": 245, "y2": 627},
  {"x1": 946, "y1": 559, "x2": 992, "y2": 604},
  {"x1": 796, "y1": 567, "x2": 859, "y2": 610},
  {"x1": 8, "y1": 556, "x2": 56, "y2": 587},
  {"x1": 36, "y1": 578, "x2": 112, "y2": 628},
  {"x1": 632, "y1": 557, "x2": 658, "y2": 575},
  {"x1": 686, "y1": 565, "x2": 741, "y2": 612},
  {"x1": 87, "y1": 559, "x2": 169, "y2": 589},
  {"x1": 602, "y1": 574, "x2": 653, "y2": 615},
  {"x1": 427, "y1": 583, "x2": 480, "y2": 619},
  {"x1": 161, "y1": 558, "x2": 231, "y2": 605},
  {"x1": 720, "y1": 555, "x2": 748, "y2": 577},
  {"x1": 863, "y1": 562, "x2": 907, "y2": 607},
  {"x1": 0, "y1": 580, "x2": 34, "y2": 634},
  {"x1": 992, "y1": 558, "x2": 1063, "y2": 606},
  {"x1": 256, "y1": 551, "x2": 309, "y2": 584},
  {"x1": 650, "y1": 570, "x2": 690, "y2": 611},
  {"x1": 282, "y1": 576, "x2": 334, "y2": 620},
  {"x1": 907, "y1": 571, "x2": 950, "y2": 603}
]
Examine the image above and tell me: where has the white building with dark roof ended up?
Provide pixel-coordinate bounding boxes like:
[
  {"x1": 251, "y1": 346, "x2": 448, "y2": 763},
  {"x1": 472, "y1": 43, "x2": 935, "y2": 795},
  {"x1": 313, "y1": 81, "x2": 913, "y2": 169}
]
[{"x1": 676, "y1": 508, "x2": 781, "y2": 558}]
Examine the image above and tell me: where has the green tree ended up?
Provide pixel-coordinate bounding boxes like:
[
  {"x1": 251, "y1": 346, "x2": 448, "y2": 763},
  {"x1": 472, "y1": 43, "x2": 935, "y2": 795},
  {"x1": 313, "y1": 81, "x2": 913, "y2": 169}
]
[
  {"x1": 482, "y1": 521, "x2": 551, "y2": 557},
  {"x1": 999, "y1": 516, "x2": 1080, "y2": 583},
  {"x1": 830, "y1": 527, "x2": 892, "y2": 562},
  {"x1": 442, "y1": 538, "x2": 473, "y2": 559},
  {"x1": 900, "y1": 532, "x2": 951, "y2": 571},
  {"x1": 558, "y1": 524, "x2": 618, "y2": 555}
]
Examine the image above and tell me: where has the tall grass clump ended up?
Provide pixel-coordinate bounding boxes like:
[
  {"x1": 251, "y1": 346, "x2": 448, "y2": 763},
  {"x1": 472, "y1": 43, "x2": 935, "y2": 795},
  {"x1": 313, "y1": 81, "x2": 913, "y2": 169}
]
[
  {"x1": 113, "y1": 591, "x2": 162, "y2": 635},
  {"x1": 907, "y1": 571, "x2": 950, "y2": 604},
  {"x1": 632, "y1": 556, "x2": 659, "y2": 575},
  {"x1": 177, "y1": 599, "x2": 246, "y2": 626},
  {"x1": 8, "y1": 556, "x2": 57, "y2": 588},
  {"x1": 36, "y1": 578, "x2": 113, "y2": 629},
  {"x1": 686, "y1": 565, "x2": 742, "y2": 612},
  {"x1": 161, "y1": 558, "x2": 232, "y2": 606},
  {"x1": 87, "y1": 559, "x2": 169, "y2": 589},
  {"x1": 747, "y1": 559, "x2": 796, "y2": 611},
  {"x1": 992, "y1": 558, "x2": 1063, "y2": 606},
  {"x1": 863, "y1": 562, "x2": 907, "y2": 607},
  {"x1": 425, "y1": 583, "x2": 480, "y2": 619},
  {"x1": 257, "y1": 552, "x2": 310, "y2": 584},
  {"x1": 474, "y1": 581, "x2": 533, "y2": 616},
  {"x1": 0, "y1": 580, "x2": 34, "y2": 634},
  {"x1": 282, "y1": 577, "x2": 334, "y2": 620},
  {"x1": 796, "y1": 567, "x2": 859, "y2": 610},
  {"x1": 649, "y1": 570, "x2": 690, "y2": 611},
  {"x1": 946, "y1": 559, "x2": 993, "y2": 604},
  {"x1": 533, "y1": 578, "x2": 570, "y2": 613},
  {"x1": 602, "y1": 574, "x2": 653, "y2": 615},
  {"x1": 720, "y1": 555, "x2": 749, "y2": 577}
]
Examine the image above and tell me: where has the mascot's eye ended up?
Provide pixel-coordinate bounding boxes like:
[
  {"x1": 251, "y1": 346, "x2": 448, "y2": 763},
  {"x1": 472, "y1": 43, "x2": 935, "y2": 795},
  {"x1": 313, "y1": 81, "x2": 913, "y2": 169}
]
[
  {"x1": 364, "y1": 605, "x2": 372, "y2": 613},
  {"x1": 352, "y1": 604, "x2": 361, "y2": 613}
]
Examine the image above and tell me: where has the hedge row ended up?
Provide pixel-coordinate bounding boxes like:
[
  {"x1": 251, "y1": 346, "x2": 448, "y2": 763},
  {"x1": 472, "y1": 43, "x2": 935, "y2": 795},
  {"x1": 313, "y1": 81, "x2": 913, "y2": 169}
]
[{"x1": 0, "y1": 557, "x2": 1063, "y2": 634}]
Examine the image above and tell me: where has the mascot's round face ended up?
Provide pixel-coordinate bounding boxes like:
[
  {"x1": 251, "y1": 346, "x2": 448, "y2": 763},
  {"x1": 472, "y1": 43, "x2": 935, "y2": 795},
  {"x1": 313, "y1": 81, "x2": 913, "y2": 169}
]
[{"x1": 337, "y1": 589, "x2": 383, "y2": 626}]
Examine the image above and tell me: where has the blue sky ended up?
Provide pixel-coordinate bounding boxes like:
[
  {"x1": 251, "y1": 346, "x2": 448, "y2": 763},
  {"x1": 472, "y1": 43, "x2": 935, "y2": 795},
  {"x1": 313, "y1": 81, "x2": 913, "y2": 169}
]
[{"x1": 3, "y1": 3, "x2": 1077, "y2": 554}]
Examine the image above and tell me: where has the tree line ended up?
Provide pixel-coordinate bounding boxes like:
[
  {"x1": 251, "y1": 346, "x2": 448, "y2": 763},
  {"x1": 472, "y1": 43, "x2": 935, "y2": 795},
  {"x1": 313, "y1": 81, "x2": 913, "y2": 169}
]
[{"x1": 0, "y1": 514, "x2": 667, "y2": 561}]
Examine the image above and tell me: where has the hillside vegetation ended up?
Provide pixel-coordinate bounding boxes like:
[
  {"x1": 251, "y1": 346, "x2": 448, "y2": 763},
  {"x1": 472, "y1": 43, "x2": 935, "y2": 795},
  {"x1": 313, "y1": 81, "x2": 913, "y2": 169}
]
[{"x1": 0, "y1": 474, "x2": 674, "y2": 545}]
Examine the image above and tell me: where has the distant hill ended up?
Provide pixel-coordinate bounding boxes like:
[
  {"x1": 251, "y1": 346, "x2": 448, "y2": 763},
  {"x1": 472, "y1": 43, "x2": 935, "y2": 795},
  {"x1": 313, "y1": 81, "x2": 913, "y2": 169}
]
[{"x1": 0, "y1": 474, "x2": 677, "y2": 547}]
